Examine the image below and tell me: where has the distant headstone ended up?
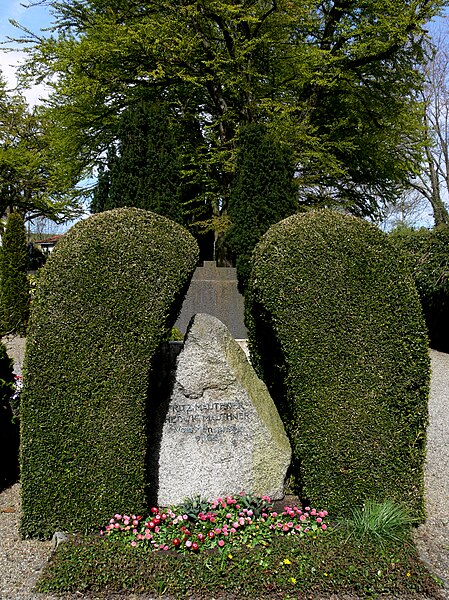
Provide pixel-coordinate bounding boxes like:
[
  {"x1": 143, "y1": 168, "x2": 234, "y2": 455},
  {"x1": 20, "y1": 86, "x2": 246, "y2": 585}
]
[
  {"x1": 175, "y1": 261, "x2": 247, "y2": 338},
  {"x1": 156, "y1": 313, "x2": 291, "y2": 505}
]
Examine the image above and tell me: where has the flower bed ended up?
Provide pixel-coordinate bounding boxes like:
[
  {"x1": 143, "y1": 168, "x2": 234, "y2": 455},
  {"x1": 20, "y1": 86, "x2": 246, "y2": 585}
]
[{"x1": 101, "y1": 493, "x2": 329, "y2": 553}]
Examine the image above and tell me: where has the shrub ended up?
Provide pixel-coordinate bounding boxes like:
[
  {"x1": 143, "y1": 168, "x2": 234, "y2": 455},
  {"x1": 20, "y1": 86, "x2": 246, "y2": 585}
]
[
  {"x1": 246, "y1": 210, "x2": 429, "y2": 520},
  {"x1": 0, "y1": 211, "x2": 29, "y2": 335},
  {"x1": 390, "y1": 226, "x2": 449, "y2": 352},
  {"x1": 0, "y1": 341, "x2": 18, "y2": 490},
  {"x1": 20, "y1": 208, "x2": 199, "y2": 538}
]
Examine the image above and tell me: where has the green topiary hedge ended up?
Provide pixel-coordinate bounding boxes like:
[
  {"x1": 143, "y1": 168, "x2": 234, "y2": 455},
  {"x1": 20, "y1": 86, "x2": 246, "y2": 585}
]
[
  {"x1": 389, "y1": 226, "x2": 449, "y2": 353},
  {"x1": 246, "y1": 210, "x2": 429, "y2": 520},
  {"x1": 20, "y1": 208, "x2": 199, "y2": 538}
]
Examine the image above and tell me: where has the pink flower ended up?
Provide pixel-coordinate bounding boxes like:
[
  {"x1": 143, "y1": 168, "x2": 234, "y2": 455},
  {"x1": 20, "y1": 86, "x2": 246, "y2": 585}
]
[
  {"x1": 218, "y1": 540, "x2": 225, "y2": 547},
  {"x1": 247, "y1": 510, "x2": 253, "y2": 517},
  {"x1": 230, "y1": 528, "x2": 236, "y2": 533},
  {"x1": 283, "y1": 524, "x2": 290, "y2": 532},
  {"x1": 321, "y1": 524, "x2": 327, "y2": 530},
  {"x1": 287, "y1": 522, "x2": 293, "y2": 528},
  {"x1": 305, "y1": 506, "x2": 310, "y2": 511},
  {"x1": 299, "y1": 515, "x2": 306, "y2": 522},
  {"x1": 226, "y1": 513, "x2": 232, "y2": 519},
  {"x1": 131, "y1": 541, "x2": 137, "y2": 547},
  {"x1": 239, "y1": 517, "x2": 245, "y2": 526},
  {"x1": 316, "y1": 517, "x2": 322, "y2": 523},
  {"x1": 233, "y1": 522, "x2": 239, "y2": 528},
  {"x1": 215, "y1": 528, "x2": 222, "y2": 534},
  {"x1": 185, "y1": 540, "x2": 192, "y2": 548},
  {"x1": 272, "y1": 512, "x2": 278, "y2": 517}
]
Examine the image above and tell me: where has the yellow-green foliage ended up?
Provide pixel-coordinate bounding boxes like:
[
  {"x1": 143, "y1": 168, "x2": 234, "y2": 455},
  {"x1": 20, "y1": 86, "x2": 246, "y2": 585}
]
[
  {"x1": 246, "y1": 210, "x2": 429, "y2": 520},
  {"x1": 20, "y1": 208, "x2": 199, "y2": 538}
]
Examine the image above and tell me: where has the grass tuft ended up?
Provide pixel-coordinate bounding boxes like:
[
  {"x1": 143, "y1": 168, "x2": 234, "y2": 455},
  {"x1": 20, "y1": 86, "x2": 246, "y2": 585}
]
[{"x1": 342, "y1": 499, "x2": 417, "y2": 547}]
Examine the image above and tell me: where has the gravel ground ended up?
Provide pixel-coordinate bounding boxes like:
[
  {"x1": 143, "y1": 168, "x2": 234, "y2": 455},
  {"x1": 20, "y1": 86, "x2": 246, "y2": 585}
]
[{"x1": 0, "y1": 341, "x2": 448, "y2": 600}]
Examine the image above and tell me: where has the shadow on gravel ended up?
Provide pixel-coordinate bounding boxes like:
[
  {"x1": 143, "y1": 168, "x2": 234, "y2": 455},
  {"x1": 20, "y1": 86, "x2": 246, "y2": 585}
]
[{"x1": 0, "y1": 402, "x2": 19, "y2": 492}]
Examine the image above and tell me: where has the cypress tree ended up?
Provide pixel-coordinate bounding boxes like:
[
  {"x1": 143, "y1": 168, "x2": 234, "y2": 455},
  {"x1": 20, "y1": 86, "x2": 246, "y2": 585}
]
[
  {"x1": 93, "y1": 101, "x2": 184, "y2": 224},
  {"x1": 0, "y1": 212, "x2": 29, "y2": 335},
  {"x1": 227, "y1": 124, "x2": 298, "y2": 291}
]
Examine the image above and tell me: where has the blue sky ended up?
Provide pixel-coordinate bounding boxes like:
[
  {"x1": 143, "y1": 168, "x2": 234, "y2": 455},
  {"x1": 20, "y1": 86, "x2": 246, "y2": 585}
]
[{"x1": 0, "y1": 1, "x2": 53, "y2": 102}]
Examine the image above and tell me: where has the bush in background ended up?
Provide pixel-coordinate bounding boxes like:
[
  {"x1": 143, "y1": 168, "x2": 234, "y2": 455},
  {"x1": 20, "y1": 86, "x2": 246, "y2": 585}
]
[
  {"x1": 0, "y1": 212, "x2": 29, "y2": 335},
  {"x1": 0, "y1": 341, "x2": 18, "y2": 490},
  {"x1": 390, "y1": 226, "x2": 449, "y2": 353},
  {"x1": 20, "y1": 208, "x2": 199, "y2": 538},
  {"x1": 246, "y1": 210, "x2": 429, "y2": 520}
]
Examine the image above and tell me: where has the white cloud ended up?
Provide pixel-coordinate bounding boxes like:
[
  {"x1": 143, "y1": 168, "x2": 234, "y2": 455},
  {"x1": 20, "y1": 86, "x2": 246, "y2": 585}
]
[{"x1": 0, "y1": 48, "x2": 50, "y2": 106}]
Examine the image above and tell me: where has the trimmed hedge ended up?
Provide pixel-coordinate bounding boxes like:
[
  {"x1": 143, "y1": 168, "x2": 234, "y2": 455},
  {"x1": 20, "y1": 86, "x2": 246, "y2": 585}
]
[
  {"x1": 20, "y1": 208, "x2": 199, "y2": 538},
  {"x1": 390, "y1": 226, "x2": 449, "y2": 353},
  {"x1": 246, "y1": 210, "x2": 429, "y2": 520}
]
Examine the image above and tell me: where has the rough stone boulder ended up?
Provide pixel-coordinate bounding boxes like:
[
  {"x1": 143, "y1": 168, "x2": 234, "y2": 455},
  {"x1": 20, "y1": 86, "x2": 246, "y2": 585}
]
[{"x1": 157, "y1": 313, "x2": 291, "y2": 505}]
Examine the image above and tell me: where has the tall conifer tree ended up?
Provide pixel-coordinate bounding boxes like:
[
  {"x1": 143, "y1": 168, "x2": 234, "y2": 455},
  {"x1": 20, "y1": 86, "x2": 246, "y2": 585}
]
[
  {"x1": 93, "y1": 101, "x2": 184, "y2": 224},
  {"x1": 0, "y1": 212, "x2": 29, "y2": 335},
  {"x1": 227, "y1": 124, "x2": 297, "y2": 290}
]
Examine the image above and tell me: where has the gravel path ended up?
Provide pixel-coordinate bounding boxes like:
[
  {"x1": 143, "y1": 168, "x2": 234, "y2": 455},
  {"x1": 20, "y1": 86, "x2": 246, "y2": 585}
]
[
  {"x1": 414, "y1": 350, "x2": 449, "y2": 591},
  {"x1": 0, "y1": 345, "x2": 448, "y2": 600}
]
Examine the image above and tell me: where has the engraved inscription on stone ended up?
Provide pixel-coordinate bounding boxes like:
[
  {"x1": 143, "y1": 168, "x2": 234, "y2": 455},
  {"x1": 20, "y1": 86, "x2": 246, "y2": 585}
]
[{"x1": 165, "y1": 401, "x2": 249, "y2": 443}]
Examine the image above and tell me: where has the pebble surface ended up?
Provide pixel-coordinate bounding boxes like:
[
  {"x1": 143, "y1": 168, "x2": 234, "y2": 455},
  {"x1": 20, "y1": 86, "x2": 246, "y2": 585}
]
[{"x1": 0, "y1": 342, "x2": 448, "y2": 600}]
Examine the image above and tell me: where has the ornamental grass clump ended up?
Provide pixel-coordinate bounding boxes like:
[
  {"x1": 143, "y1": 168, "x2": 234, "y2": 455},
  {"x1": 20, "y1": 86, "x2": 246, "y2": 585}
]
[
  {"x1": 246, "y1": 210, "x2": 429, "y2": 521},
  {"x1": 342, "y1": 499, "x2": 416, "y2": 548},
  {"x1": 100, "y1": 494, "x2": 330, "y2": 553}
]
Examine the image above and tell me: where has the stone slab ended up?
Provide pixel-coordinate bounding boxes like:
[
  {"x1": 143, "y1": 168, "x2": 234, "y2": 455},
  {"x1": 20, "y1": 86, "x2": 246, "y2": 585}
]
[{"x1": 156, "y1": 313, "x2": 291, "y2": 506}]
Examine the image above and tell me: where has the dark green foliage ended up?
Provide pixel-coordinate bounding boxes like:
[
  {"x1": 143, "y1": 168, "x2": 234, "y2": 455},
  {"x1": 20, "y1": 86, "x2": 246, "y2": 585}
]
[
  {"x1": 36, "y1": 531, "x2": 441, "y2": 598},
  {"x1": 27, "y1": 241, "x2": 46, "y2": 271},
  {"x1": 91, "y1": 101, "x2": 184, "y2": 224},
  {"x1": 246, "y1": 210, "x2": 429, "y2": 520},
  {"x1": 0, "y1": 341, "x2": 18, "y2": 490},
  {"x1": 227, "y1": 124, "x2": 298, "y2": 291},
  {"x1": 20, "y1": 208, "x2": 199, "y2": 538},
  {"x1": 0, "y1": 212, "x2": 29, "y2": 335},
  {"x1": 390, "y1": 226, "x2": 449, "y2": 353}
]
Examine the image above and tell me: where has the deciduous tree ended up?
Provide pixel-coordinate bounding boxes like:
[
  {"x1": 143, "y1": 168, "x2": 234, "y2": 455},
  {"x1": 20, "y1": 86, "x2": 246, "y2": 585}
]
[
  {"x1": 0, "y1": 72, "x2": 85, "y2": 224},
  {"x1": 14, "y1": 0, "x2": 446, "y2": 240}
]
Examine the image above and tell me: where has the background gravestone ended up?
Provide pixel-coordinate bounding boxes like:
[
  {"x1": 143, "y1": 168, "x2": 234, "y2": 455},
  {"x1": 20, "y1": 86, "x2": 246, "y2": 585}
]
[
  {"x1": 175, "y1": 261, "x2": 247, "y2": 339},
  {"x1": 155, "y1": 314, "x2": 291, "y2": 506},
  {"x1": 246, "y1": 210, "x2": 429, "y2": 520},
  {"x1": 20, "y1": 208, "x2": 199, "y2": 538}
]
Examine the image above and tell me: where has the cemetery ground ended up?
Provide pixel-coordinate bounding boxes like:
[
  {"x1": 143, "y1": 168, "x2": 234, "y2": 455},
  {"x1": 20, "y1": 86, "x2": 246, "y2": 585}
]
[{"x1": 0, "y1": 343, "x2": 448, "y2": 600}]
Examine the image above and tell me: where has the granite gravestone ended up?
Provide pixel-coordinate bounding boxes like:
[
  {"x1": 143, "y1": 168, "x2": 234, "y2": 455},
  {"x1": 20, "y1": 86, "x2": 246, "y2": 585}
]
[{"x1": 156, "y1": 314, "x2": 291, "y2": 506}]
